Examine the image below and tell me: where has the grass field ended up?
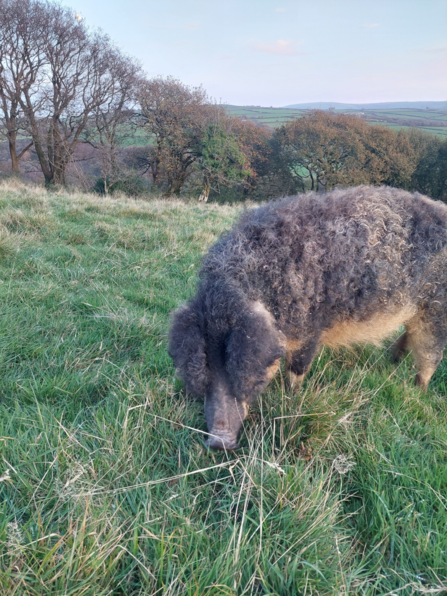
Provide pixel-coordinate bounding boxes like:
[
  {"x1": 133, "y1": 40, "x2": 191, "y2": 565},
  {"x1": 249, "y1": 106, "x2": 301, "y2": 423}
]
[
  {"x1": 224, "y1": 105, "x2": 447, "y2": 138},
  {"x1": 225, "y1": 106, "x2": 309, "y2": 128},
  {"x1": 1, "y1": 180, "x2": 447, "y2": 595}
]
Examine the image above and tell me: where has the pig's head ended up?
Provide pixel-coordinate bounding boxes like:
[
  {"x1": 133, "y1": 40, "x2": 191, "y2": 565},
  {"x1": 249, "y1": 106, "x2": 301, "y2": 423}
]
[{"x1": 168, "y1": 299, "x2": 284, "y2": 450}]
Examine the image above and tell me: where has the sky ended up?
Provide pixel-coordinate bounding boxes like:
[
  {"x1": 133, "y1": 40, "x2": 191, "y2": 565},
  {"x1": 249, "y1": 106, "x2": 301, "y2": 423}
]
[{"x1": 63, "y1": 0, "x2": 447, "y2": 107}]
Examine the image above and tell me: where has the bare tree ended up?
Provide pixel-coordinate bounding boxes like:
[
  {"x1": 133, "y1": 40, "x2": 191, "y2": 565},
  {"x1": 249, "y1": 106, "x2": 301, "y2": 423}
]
[
  {"x1": 88, "y1": 51, "x2": 141, "y2": 194},
  {"x1": 0, "y1": 0, "x2": 46, "y2": 173},
  {"x1": 30, "y1": 8, "x2": 119, "y2": 185},
  {"x1": 0, "y1": 0, "x2": 134, "y2": 186}
]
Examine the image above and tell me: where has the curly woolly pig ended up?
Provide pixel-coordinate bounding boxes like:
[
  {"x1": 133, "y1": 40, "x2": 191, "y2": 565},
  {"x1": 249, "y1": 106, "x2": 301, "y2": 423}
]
[{"x1": 169, "y1": 186, "x2": 447, "y2": 450}]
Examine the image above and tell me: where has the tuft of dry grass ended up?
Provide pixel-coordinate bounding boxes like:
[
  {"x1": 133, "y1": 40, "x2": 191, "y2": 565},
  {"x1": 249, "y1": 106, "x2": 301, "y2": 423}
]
[{"x1": 0, "y1": 229, "x2": 14, "y2": 261}]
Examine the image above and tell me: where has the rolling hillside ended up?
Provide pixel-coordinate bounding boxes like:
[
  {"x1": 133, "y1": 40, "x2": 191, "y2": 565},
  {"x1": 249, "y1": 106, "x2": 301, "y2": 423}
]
[{"x1": 225, "y1": 104, "x2": 447, "y2": 138}]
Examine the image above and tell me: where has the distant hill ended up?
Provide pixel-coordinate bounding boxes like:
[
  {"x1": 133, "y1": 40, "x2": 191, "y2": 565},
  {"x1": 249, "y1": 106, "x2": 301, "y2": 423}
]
[{"x1": 284, "y1": 101, "x2": 447, "y2": 110}]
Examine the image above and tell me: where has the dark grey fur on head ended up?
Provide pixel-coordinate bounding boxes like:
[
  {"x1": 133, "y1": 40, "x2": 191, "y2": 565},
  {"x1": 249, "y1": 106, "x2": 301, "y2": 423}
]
[{"x1": 169, "y1": 186, "x2": 447, "y2": 450}]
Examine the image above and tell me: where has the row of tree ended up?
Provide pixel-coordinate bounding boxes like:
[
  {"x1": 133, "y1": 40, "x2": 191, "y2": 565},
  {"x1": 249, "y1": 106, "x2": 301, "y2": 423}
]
[
  {"x1": 135, "y1": 77, "x2": 269, "y2": 201},
  {"x1": 0, "y1": 0, "x2": 141, "y2": 185},
  {"x1": 269, "y1": 111, "x2": 447, "y2": 200},
  {"x1": 1, "y1": 0, "x2": 446, "y2": 202},
  {"x1": 0, "y1": 0, "x2": 266, "y2": 198}
]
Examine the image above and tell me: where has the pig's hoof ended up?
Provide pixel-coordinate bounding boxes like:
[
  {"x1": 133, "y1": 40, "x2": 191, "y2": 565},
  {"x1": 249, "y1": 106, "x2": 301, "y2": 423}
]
[{"x1": 205, "y1": 436, "x2": 240, "y2": 451}]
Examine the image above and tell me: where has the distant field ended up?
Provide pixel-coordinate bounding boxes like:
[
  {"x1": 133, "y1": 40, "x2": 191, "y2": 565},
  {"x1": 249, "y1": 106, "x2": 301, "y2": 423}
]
[
  {"x1": 359, "y1": 108, "x2": 447, "y2": 138},
  {"x1": 225, "y1": 105, "x2": 308, "y2": 128},
  {"x1": 225, "y1": 105, "x2": 447, "y2": 137}
]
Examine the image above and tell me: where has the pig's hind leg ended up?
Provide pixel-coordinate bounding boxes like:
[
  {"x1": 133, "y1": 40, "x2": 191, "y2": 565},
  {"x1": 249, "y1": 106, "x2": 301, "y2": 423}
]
[
  {"x1": 390, "y1": 331, "x2": 409, "y2": 363},
  {"x1": 285, "y1": 339, "x2": 320, "y2": 393}
]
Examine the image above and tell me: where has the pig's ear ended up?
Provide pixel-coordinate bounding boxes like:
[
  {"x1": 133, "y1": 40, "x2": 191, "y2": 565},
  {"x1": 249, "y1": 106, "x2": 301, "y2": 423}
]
[
  {"x1": 225, "y1": 309, "x2": 284, "y2": 400},
  {"x1": 168, "y1": 303, "x2": 209, "y2": 397}
]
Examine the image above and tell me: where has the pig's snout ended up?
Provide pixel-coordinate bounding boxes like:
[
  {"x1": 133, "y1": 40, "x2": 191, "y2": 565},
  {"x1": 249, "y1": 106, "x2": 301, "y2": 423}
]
[
  {"x1": 205, "y1": 432, "x2": 240, "y2": 451},
  {"x1": 204, "y1": 385, "x2": 247, "y2": 451}
]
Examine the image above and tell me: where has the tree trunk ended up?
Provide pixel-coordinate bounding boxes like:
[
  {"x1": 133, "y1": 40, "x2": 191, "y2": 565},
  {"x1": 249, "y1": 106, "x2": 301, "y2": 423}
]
[
  {"x1": 7, "y1": 134, "x2": 33, "y2": 175},
  {"x1": 198, "y1": 182, "x2": 210, "y2": 202},
  {"x1": 166, "y1": 171, "x2": 188, "y2": 197},
  {"x1": 8, "y1": 134, "x2": 19, "y2": 174},
  {"x1": 51, "y1": 164, "x2": 66, "y2": 186},
  {"x1": 22, "y1": 94, "x2": 53, "y2": 183},
  {"x1": 46, "y1": 120, "x2": 70, "y2": 186}
]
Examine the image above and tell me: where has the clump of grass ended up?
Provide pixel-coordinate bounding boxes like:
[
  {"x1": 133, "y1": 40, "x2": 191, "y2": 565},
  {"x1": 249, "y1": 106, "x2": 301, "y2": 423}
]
[
  {"x1": 0, "y1": 229, "x2": 14, "y2": 261},
  {"x1": 0, "y1": 208, "x2": 52, "y2": 235}
]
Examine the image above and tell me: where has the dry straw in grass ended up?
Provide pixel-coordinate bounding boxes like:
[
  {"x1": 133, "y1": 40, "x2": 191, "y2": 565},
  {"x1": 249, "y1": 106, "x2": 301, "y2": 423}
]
[
  {"x1": 0, "y1": 229, "x2": 13, "y2": 261},
  {"x1": 6, "y1": 521, "x2": 23, "y2": 553}
]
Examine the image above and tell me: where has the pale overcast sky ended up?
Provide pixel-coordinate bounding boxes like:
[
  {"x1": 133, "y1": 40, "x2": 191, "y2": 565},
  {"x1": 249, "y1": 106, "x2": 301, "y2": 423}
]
[{"x1": 64, "y1": 0, "x2": 447, "y2": 106}]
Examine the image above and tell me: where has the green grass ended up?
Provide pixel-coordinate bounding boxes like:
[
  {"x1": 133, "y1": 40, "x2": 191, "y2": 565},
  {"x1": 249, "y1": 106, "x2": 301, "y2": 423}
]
[
  {"x1": 1, "y1": 180, "x2": 447, "y2": 595},
  {"x1": 224, "y1": 105, "x2": 308, "y2": 128}
]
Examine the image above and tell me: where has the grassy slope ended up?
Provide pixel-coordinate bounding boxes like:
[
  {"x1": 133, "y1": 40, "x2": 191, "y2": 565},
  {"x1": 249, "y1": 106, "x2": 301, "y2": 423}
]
[{"x1": 0, "y1": 181, "x2": 447, "y2": 595}]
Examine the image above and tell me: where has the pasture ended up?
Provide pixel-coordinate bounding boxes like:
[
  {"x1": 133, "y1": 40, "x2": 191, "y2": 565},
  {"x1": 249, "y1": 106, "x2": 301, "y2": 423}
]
[
  {"x1": 225, "y1": 105, "x2": 447, "y2": 138},
  {"x1": 224, "y1": 106, "x2": 308, "y2": 128},
  {"x1": 1, "y1": 180, "x2": 447, "y2": 595}
]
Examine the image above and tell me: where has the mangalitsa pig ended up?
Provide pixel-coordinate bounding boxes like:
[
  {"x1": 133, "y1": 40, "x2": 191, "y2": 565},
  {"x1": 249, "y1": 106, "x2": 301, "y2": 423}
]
[{"x1": 169, "y1": 186, "x2": 447, "y2": 450}]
